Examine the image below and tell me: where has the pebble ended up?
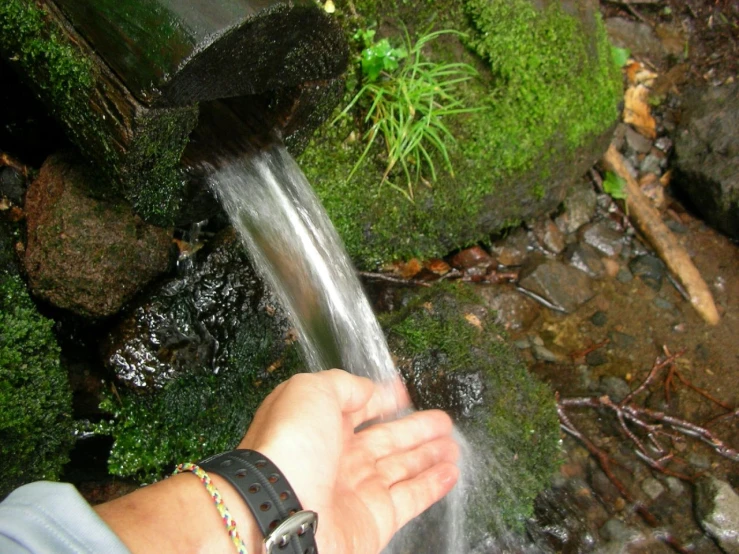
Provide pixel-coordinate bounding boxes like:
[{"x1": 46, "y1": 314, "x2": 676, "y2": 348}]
[
  {"x1": 625, "y1": 125, "x2": 653, "y2": 154},
  {"x1": 590, "y1": 311, "x2": 608, "y2": 327},
  {"x1": 533, "y1": 219, "x2": 566, "y2": 254},
  {"x1": 640, "y1": 153, "x2": 663, "y2": 175},
  {"x1": 653, "y1": 297, "x2": 676, "y2": 312},
  {"x1": 666, "y1": 477, "x2": 686, "y2": 496},
  {"x1": 629, "y1": 254, "x2": 666, "y2": 291},
  {"x1": 599, "y1": 376, "x2": 632, "y2": 402},
  {"x1": 688, "y1": 453, "x2": 711, "y2": 470},
  {"x1": 608, "y1": 331, "x2": 637, "y2": 349},
  {"x1": 616, "y1": 268, "x2": 634, "y2": 283},
  {"x1": 565, "y1": 243, "x2": 606, "y2": 278},
  {"x1": 532, "y1": 344, "x2": 560, "y2": 363},
  {"x1": 641, "y1": 477, "x2": 665, "y2": 499},
  {"x1": 666, "y1": 219, "x2": 688, "y2": 234},
  {"x1": 586, "y1": 349, "x2": 608, "y2": 367},
  {"x1": 580, "y1": 221, "x2": 624, "y2": 257}
]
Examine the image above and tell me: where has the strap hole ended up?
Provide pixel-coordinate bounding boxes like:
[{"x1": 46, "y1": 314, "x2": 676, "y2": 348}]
[
  {"x1": 220, "y1": 459, "x2": 233, "y2": 467},
  {"x1": 248, "y1": 483, "x2": 260, "y2": 494},
  {"x1": 236, "y1": 469, "x2": 247, "y2": 478},
  {"x1": 279, "y1": 491, "x2": 290, "y2": 501},
  {"x1": 260, "y1": 501, "x2": 272, "y2": 512},
  {"x1": 269, "y1": 519, "x2": 279, "y2": 531},
  {"x1": 268, "y1": 473, "x2": 280, "y2": 484},
  {"x1": 255, "y1": 460, "x2": 267, "y2": 468}
]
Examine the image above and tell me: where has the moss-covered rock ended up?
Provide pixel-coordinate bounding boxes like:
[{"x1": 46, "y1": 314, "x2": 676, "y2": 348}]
[
  {"x1": 300, "y1": 0, "x2": 621, "y2": 268},
  {"x1": 384, "y1": 283, "x2": 561, "y2": 539},
  {"x1": 0, "y1": 271, "x2": 74, "y2": 499},
  {"x1": 98, "y1": 229, "x2": 304, "y2": 479}
]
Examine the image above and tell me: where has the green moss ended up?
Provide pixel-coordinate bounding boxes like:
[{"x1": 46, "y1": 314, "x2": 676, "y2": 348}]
[
  {"x1": 0, "y1": 272, "x2": 74, "y2": 498},
  {"x1": 301, "y1": 0, "x2": 621, "y2": 268},
  {"x1": 0, "y1": 0, "x2": 196, "y2": 225},
  {"x1": 385, "y1": 283, "x2": 561, "y2": 531}
]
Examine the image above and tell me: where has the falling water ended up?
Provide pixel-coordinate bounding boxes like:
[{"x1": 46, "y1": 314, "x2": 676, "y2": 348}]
[{"x1": 208, "y1": 142, "x2": 470, "y2": 553}]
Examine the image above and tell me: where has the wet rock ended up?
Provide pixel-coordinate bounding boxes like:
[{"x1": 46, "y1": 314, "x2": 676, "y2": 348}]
[
  {"x1": 24, "y1": 153, "x2": 173, "y2": 318},
  {"x1": 654, "y1": 136, "x2": 673, "y2": 153},
  {"x1": 688, "y1": 453, "x2": 712, "y2": 471},
  {"x1": 519, "y1": 258, "x2": 595, "y2": 313},
  {"x1": 104, "y1": 228, "x2": 294, "y2": 390},
  {"x1": 629, "y1": 254, "x2": 666, "y2": 291},
  {"x1": 673, "y1": 83, "x2": 739, "y2": 239},
  {"x1": 625, "y1": 126, "x2": 653, "y2": 154},
  {"x1": 0, "y1": 166, "x2": 26, "y2": 205},
  {"x1": 557, "y1": 182, "x2": 598, "y2": 234},
  {"x1": 653, "y1": 297, "x2": 676, "y2": 313},
  {"x1": 599, "y1": 376, "x2": 631, "y2": 403},
  {"x1": 666, "y1": 219, "x2": 688, "y2": 234},
  {"x1": 533, "y1": 219, "x2": 566, "y2": 254},
  {"x1": 616, "y1": 267, "x2": 634, "y2": 283},
  {"x1": 640, "y1": 153, "x2": 663, "y2": 175},
  {"x1": 533, "y1": 344, "x2": 561, "y2": 363},
  {"x1": 565, "y1": 243, "x2": 606, "y2": 278},
  {"x1": 580, "y1": 220, "x2": 624, "y2": 257},
  {"x1": 387, "y1": 287, "x2": 561, "y2": 545},
  {"x1": 606, "y1": 17, "x2": 665, "y2": 59},
  {"x1": 590, "y1": 311, "x2": 608, "y2": 327},
  {"x1": 694, "y1": 477, "x2": 739, "y2": 554},
  {"x1": 450, "y1": 245, "x2": 495, "y2": 271},
  {"x1": 642, "y1": 477, "x2": 665, "y2": 500},
  {"x1": 477, "y1": 285, "x2": 540, "y2": 331},
  {"x1": 600, "y1": 518, "x2": 642, "y2": 544},
  {"x1": 491, "y1": 228, "x2": 530, "y2": 266},
  {"x1": 608, "y1": 331, "x2": 637, "y2": 350},
  {"x1": 586, "y1": 349, "x2": 608, "y2": 367}
]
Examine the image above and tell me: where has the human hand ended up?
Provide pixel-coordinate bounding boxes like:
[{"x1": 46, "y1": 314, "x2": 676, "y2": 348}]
[{"x1": 239, "y1": 369, "x2": 460, "y2": 554}]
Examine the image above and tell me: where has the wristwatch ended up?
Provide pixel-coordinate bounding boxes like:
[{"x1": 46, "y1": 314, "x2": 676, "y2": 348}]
[{"x1": 199, "y1": 449, "x2": 319, "y2": 554}]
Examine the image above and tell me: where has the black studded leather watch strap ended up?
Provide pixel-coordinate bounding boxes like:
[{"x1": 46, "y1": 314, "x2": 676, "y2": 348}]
[{"x1": 199, "y1": 449, "x2": 318, "y2": 554}]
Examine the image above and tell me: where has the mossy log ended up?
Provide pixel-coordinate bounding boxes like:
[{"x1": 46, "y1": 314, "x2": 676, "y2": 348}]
[{"x1": 0, "y1": 0, "x2": 347, "y2": 225}]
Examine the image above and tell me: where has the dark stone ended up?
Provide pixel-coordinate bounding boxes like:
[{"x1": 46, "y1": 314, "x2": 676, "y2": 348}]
[
  {"x1": 590, "y1": 311, "x2": 608, "y2": 327},
  {"x1": 558, "y1": 181, "x2": 598, "y2": 235},
  {"x1": 673, "y1": 83, "x2": 739, "y2": 239},
  {"x1": 477, "y1": 285, "x2": 541, "y2": 331},
  {"x1": 598, "y1": 376, "x2": 631, "y2": 403},
  {"x1": 666, "y1": 219, "x2": 688, "y2": 234},
  {"x1": 616, "y1": 267, "x2": 633, "y2": 283},
  {"x1": 23, "y1": 153, "x2": 173, "y2": 318},
  {"x1": 608, "y1": 331, "x2": 637, "y2": 350},
  {"x1": 606, "y1": 17, "x2": 665, "y2": 59},
  {"x1": 579, "y1": 220, "x2": 624, "y2": 257},
  {"x1": 533, "y1": 219, "x2": 566, "y2": 254},
  {"x1": 586, "y1": 349, "x2": 608, "y2": 367},
  {"x1": 629, "y1": 254, "x2": 666, "y2": 291},
  {"x1": 519, "y1": 258, "x2": 595, "y2": 313},
  {"x1": 0, "y1": 167, "x2": 26, "y2": 205},
  {"x1": 490, "y1": 228, "x2": 531, "y2": 266},
  {"x1": 104, "y1": 228, "x2": 291, "y2": 391},
  {"x1": 564, "y1": 243, "x2": 606, "y2": 278},
  {"x1": 625, "y1": 125, "x2": 653, "y2": 154}
]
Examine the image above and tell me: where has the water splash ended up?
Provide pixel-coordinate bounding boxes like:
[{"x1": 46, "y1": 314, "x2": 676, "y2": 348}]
[{"x1": 209, "y1": 143, "x2": 471, "y2": 553}]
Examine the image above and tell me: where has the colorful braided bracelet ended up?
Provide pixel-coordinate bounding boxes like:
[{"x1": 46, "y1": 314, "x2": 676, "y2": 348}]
[{"x1": 174, "y1": 462, "x2": 249, "y2": 554}]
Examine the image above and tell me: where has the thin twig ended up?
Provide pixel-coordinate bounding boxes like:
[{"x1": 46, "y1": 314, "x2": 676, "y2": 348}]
[{"x1": 358, "y1": 271, "x2": 432, "y2": 287}]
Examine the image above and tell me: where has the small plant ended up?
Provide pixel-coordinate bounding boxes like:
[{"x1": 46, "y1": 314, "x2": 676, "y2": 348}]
[
  {"x1": 603, "y1": 171, "x2": 627, "y2": 200},
  {"x1": 336, "y1": 28, "x2": 481, "y2": 201}
]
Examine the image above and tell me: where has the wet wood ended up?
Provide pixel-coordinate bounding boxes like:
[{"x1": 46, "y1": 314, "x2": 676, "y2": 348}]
[
  {"x1": 602, "y1": 145, "x2": 720, "y2": 325},
  {"x1": 53, "y1": 0, "x2": 347, "y2": 107}
]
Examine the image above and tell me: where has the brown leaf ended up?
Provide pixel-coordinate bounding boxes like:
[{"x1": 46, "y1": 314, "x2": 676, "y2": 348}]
[
  {"x1": 397, "y1": 258, "x2": 423, "y2": 279},
  {"x1": 425, "y1": 258, "x2": 451, "y2": 275},
  {"x1": 624, "y1": 85, "x2": 657, "y2": 139},
  {"x1": 464, "y1": 313, "x2": 483, "y2": 329}
]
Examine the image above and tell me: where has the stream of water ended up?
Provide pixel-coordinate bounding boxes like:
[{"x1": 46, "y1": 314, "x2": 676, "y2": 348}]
[{"x1": 209, "y1": 142, "x2": 470, "y2": 553}]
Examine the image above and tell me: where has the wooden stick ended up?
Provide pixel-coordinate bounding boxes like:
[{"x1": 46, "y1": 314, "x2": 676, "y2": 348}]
[{"x1": 602, "y1": 145, "x2": 720, "y2": 325}]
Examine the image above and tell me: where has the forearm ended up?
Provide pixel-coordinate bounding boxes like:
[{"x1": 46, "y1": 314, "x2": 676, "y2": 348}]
[{"x1": 95, "y1": 472, "x2": 265, "y2": 554}]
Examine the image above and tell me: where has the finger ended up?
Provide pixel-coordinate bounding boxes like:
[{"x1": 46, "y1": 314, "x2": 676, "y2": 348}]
[
  {"x1": 350, "y1": 378, "x2": 411, "y2": 429},
  {"x1": 355, "y1": 409, "x2": 454, "y2": 459},
  {"x1": 389, "y1": 462, "x2": 460, "y2": 530},
  {"x1": 376, "y1": 436, "x2": 460, "y2": 486},
  {"x1": 285, "y1": 369, "x2": 375, "y2": 413}
]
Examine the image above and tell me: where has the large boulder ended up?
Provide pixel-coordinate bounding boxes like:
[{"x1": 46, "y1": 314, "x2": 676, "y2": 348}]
[
  {"x1": 99, "y1": 229, "x2": 302, "y2": 479},
  {"x1": 673, "y1": 83, "x2": 739, "y2": 240},
  {"x1": 301, "y1": 0, "x2": 622, "y2": 267},
  {"x1": 24, "y1": 153, "x2": 173, "y2": 318}
]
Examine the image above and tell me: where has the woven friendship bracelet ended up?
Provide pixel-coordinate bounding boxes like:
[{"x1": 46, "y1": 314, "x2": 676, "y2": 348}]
[{"x1": 174, "y1": 462, "x2": 249, "y2": 554}]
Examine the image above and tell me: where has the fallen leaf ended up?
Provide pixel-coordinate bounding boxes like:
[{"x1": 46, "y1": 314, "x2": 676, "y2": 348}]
[
  {"x1": 425, "y1": 258, "x2": 451, "y2": 275},
  {"x1": 397, "y1": 258, "x2": 423, "y2": 279},
  {"x1": 464, "y1": 313, "x2": 483, "y2": 329},
  {"x1": 660, "y1": 170, "x2": 672, "y2": 188},
  {"x1": 266, "y1": 359, "x2": 283, "y2": 373},
  {"x1": 639, "y1": 173, "x2": 665, "y2": 208},
  {"x1": 624, "y1": 85, "x2": 657, "y2": 139}
]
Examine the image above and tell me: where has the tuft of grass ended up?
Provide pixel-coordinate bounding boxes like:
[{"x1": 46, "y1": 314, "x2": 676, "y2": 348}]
[{"x1": 335, "y1": 28, "x2": 482, "y2": 201}]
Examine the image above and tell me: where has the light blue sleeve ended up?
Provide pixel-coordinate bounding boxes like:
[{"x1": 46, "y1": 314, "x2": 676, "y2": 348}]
[{"x1": 0, "y1": 481, "x2": 131, "y2": 554}]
